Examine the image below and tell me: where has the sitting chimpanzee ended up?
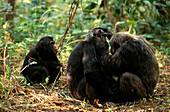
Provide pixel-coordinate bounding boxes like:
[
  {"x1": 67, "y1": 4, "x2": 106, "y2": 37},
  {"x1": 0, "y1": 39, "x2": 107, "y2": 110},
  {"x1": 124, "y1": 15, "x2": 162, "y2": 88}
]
[
  {"x1": 21, "y1": 36, "x2": 63, "y2": 84},
  {"x1": 66, "y1": 27, "x2": 117, "y2": 104},
  {"x1": 108, "y1": 32, "x2": 159, "y2": 102}
]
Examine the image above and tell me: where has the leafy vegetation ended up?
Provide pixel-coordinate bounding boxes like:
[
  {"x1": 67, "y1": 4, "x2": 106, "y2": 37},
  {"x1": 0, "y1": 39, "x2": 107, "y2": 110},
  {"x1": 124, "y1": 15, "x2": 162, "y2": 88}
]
[{"x1": 0, "y1": 0, "x2": 169, "y2": 111}]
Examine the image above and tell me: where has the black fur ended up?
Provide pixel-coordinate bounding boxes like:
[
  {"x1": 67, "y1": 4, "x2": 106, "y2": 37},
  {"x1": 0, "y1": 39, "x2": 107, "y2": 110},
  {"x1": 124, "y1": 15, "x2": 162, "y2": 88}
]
[
  {"x1": 108, "y1": 32, "x2": 159, "y2": 102},
  {"x1": 21, "y1": 36, "x2": 63, "y2": 84},
  {"x1": 66, "y1": 27, "x2": 117, "y2": 104}
]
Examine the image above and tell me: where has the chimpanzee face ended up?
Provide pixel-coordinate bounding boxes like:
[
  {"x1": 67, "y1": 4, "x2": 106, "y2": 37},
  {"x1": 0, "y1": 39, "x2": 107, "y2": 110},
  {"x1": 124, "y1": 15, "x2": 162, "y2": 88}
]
[
  {"x1": 49, "y1": 40, "x2": 58, "y2": 54},
  {"x1": 93, "y1": 29, "x2": 109, "y2": 50},
  {"x1": 110, "y1": 39, "x2": 120, "y2": 54},
  {"x1": 36, "y1": 36, "x2": 58, "y2": 55},
  {"x1": 110, "y1": 32, "x2": 133, "y2": 54}
]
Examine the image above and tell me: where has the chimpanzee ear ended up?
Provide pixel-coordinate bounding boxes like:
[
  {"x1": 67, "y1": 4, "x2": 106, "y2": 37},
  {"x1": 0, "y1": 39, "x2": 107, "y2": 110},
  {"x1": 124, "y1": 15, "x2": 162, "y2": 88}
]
[
  {"x1": 114, "y1": 41, "x2": 120, "y2": 50},
  {"x1": 40, "y1": 41, "x2": 44, "y2": 47},
  {"x1": 98, "y1": 29, "x2": 102, "y2": 34},
  {"x1": 50, "y1": 41, "x2": 55, "y2": 44},
  {"x1": 97, "y1": 29, "x2": 103, "y2": 37},
  {"x1": 91, "y1": 32, "x2": 96, "y2": 38}
]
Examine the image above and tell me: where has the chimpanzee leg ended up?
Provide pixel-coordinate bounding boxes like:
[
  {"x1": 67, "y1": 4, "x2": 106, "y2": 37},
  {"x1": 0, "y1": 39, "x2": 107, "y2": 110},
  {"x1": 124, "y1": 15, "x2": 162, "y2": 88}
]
[
  {"x1": 85, "y1": 71, "x2": 118, "y2": 104},
  {"x1": 119, "y1": 72, "x2": 147, "y2": 102},
  {"x1": 23, "y1": 66, "x2": 48, "y2": 84},
  {"x1": 48, "y1": 66, "x2": 63, "y2": 84}
]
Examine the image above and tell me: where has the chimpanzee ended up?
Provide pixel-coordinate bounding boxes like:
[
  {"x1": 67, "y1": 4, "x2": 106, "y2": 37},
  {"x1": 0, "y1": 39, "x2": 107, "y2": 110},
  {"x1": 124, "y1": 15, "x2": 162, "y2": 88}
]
[
  {"x1": 108, "y1": 32, "x2": 159, "y2": 102},
  {"x1": 66, "y1": 27, "x2": 117, "y2": 104},
  {"x1": 21, "y1": 36, "x2": 63, "y2": 84}
]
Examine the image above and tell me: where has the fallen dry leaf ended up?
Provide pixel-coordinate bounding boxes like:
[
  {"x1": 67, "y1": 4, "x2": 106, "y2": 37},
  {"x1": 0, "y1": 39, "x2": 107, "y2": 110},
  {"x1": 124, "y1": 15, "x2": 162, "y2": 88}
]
[
  {"x1": 52, "y1": 101, "x2": 63, "y2": 106},
  {"x1": 93, "y1": 99, "x2": 103, "y2": 108}
]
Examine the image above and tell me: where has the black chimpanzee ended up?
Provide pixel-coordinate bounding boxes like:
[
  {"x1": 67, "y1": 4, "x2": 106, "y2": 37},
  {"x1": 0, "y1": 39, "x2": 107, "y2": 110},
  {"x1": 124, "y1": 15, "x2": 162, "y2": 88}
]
[
  {"x1": 66, "y1": 27, "x2": 117, "y2": 104},
  {"x1": 21, "y1": 36, "x2": 63, "y2": 84},
  {"x1": 108, "y1": 32, "x2": 159, "y2": 102}
]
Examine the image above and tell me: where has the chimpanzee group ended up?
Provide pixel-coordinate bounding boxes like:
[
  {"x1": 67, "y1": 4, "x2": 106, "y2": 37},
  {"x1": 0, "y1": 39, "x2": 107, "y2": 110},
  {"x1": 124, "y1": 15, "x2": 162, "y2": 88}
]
[
  {"x1": 21, "y1": 27, "x2": 159, "y2": 105},
  {"x1": 66, "y1": 27, "x2": 159, "y2": 104}
]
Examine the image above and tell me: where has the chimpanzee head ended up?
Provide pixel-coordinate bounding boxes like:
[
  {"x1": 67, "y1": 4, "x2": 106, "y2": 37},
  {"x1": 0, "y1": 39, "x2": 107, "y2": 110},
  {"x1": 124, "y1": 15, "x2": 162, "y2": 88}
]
[
  {"x1": 85, "y1": 26, "x2": 113, "y2": 51},
  {"x1": 36, "y1": 36, "x2": 58, "y2": 56},
  {"x1": 109, "y1": 32, "x2": 134, "y2": 54}
]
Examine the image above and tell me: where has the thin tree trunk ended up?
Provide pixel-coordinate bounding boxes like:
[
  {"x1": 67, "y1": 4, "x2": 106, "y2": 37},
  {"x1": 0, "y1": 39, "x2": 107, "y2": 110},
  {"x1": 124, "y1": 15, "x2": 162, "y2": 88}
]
[
  {"x1": 104, "y1": 0, "x2": 116, "y2": 30},
  {"x1": 5, "y1": 0, "x2": 16, "y2": 40}
]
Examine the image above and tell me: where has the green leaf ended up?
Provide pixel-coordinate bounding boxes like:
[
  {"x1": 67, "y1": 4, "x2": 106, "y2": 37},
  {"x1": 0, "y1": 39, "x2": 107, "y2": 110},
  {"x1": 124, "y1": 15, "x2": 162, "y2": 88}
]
[
  {"x1": 0, "y1": 43, "x2": 3, "y2": 47},
  {"x1": 148, "y1": 0, "x2": 154, "y2": 4},
  {"x1": 32, "y1": 0, "x2": 40, "y2": 6},
  {"x1": 154, "y1": 39, "x2": 161, "y2": 42},
  {"x1": 127, "y1": 20, "x2": 137, "y2": 26},
  {"x1": 139, "y1": 21, "x2": 149, "y2": 26},
  {"x1": 6, "y1": 42, "x2": 13, "y2": 45},
  {"x1": 21, "y1": 2, "x2": 32, "y2": 8},
  {"x1": 115, "y1": 21, "x2": 125, "y2": 26},
  {"x1": 143, "y1": 1, "x2": 151, "y2": 5},
  {"x1": 167, "y1": 99, "x2": 170, "y2": 103},
  {"x1": 155, "y1": 97, "x2": 161, "y2": 100},
  {"x1": 153, "y1": 2, "x2": 166, "y2": 7},
  {"x1": 2, "y1": 3, "x2": 12, "y2": 10},
  {"x1": 45, "y1": 77, "x2": 49, "y2": 83}
]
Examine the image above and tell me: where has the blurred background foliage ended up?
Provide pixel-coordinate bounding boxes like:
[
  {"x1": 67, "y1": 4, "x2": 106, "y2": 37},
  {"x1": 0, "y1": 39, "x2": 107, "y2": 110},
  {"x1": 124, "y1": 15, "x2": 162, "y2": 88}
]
[{"x1": 0, "y1": 0, "x2": 169, "y2": 76}]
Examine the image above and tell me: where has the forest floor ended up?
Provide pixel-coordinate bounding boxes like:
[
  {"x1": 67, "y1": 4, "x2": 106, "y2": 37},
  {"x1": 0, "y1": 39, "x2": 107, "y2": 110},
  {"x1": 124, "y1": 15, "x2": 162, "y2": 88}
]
[{"x1": 0, "y1": 52, "x2": 169, "y2": 112}]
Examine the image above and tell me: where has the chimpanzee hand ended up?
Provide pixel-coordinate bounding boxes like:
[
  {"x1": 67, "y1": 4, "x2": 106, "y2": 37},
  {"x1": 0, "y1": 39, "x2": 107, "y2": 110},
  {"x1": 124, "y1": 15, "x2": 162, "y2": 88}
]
[
  {"x1": 28, "y1": 57, "x2": 37, "y2": 63},
  {"x1": 56, "y1": 66, "x2": 61, "y2": 69}
]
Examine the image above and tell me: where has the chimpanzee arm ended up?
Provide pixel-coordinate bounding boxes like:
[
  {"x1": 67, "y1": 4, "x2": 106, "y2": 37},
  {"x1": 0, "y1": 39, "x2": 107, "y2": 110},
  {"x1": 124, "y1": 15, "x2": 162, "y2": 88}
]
[
  {"x1": 36, "y1": 57, "x2": 62, "y2": 69},
  {"x1": 82, "y1": 42, "x2": 99, "y2": 74},
  {"x1": 110, "y1": 40, "x2": 149, "y2": 76},
  {"x1": 82, "y1": 42, "x2": 115, "y2": 101},
  {"x1": 22, "y1": 48, "x2": 40, "y2": 69}
]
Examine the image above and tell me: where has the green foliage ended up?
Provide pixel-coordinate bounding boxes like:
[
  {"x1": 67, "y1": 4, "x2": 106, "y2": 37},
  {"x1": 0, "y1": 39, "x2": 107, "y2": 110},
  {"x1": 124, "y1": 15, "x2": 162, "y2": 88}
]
[
  {"x1": 83, "y1": 0, "x2": 169, "y2": 53},
  {"x1": 1, "y1": 0, "x2": 168, "y2": 51}
]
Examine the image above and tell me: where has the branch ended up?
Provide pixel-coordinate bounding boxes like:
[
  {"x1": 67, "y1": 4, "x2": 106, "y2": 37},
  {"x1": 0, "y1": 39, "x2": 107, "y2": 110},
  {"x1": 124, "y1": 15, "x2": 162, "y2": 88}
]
[
  {"x1": 105, "y1": 0, "x2": 116, "y2": 30},
  {"x1": 57, "y1": 0, "x2": 79, "y2": 52},
  {"x1": 0, "y1": 8, "x2": 7, "y2": 13}
]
